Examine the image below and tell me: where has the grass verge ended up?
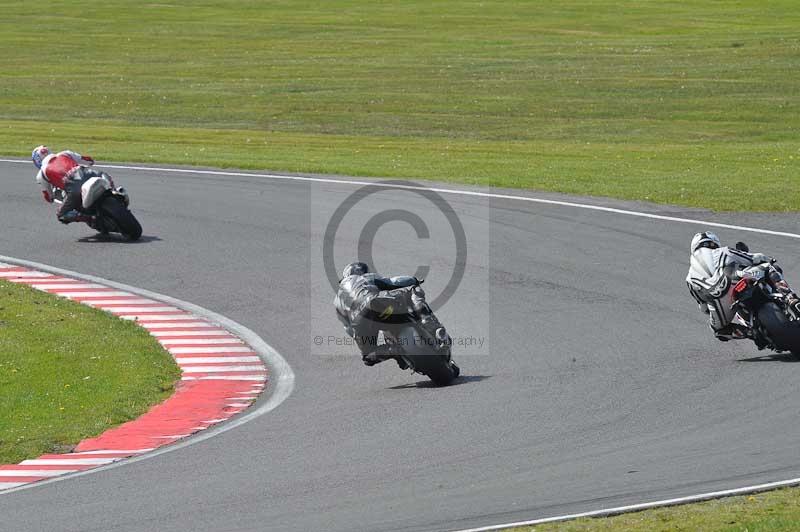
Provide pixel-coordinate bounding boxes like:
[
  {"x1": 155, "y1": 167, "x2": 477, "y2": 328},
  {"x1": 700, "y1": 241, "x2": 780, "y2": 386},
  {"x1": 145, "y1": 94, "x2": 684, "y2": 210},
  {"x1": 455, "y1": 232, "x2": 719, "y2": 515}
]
[
  {"x1": 0, "y1": 279, "x2": 180, "y2": 464},
  {"x1": 505, "y1": 487, "x2": 800, "y2": 531},
  {"x1": 1, "y1": 1, "x2": 799, "y2": 211}
]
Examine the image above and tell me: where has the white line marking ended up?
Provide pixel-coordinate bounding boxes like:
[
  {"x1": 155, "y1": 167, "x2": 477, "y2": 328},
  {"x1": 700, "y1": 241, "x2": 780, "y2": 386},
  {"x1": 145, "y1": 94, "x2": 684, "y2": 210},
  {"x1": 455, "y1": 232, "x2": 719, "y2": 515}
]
[
  {"x1": 30, "y1": 283, "x2": 106, "y2": 290},
  {"x1": 0, "y1": 483, "x2": 26, "y2": 489},
  {"x1": 9, "y1": 277, "x2": 71, "y2": 283},
  {"x1": 175, "y1": 356, "x2": 262, "y2": 364},
  {"x1": 0, "y1": 255, "x2": 293, "y2": 497},
  {"x1": 55, "y1": 291, "x2": 133, "y2": 298},
  {"x1": 168, "y1": 346, "x2": 254, "y2": 354},
  {"x1": 20, "y1": 458, "x2": 119, "y2": 466},
  {"x1": 3, "y1": 158, "x2": 795, "y2": 239},
  {"x1": 119, "y1": 314, "x2": 190, "y2": 321},
  {"x1": 82, "y1": 299, "x2": 156, "y2": 306},
  {"x1": 449, "y1": 477, "x2": 800, "y2": 532},
  {"x1": 70, "y1": 449, "x2": 153, "y2": 455},
  {"x1": 103, "y1": 306, "x2": 179, "y2": 313},
  {"x1": 6, "y1": 157, "x2": 798, "y2": 239},
  {"x1": 160, "y1": 338, "x2": 244, "y2": 346},
  {"x1": 226, "y1": 403, "x2": 250, "y2": 408},
  {"x1": 140, "y1": 322, "x2": 212, "y2": 329},
  {"x1": 0, "y1": 470, "x2": 78, "y2": 477},
  {"x1": 180, "y1": 365, "x2": 266, "y2": 373},
  {"x1": 181, "y1": 376, "x2": 267, "y2": 381},
  {"x1": 151, "y1": 330, "x2": 230, "y2": 337},
  {"x1": 0, "y1": 271, "x2": 52, "y2": 277}
]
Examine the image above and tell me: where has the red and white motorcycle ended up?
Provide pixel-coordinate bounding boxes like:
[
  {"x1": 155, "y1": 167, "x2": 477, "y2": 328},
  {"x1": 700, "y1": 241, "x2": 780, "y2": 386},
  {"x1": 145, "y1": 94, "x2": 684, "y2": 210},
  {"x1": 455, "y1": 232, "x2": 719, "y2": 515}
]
[{"x1": 54, "y1": 174, "x2": 142, "y2": 241}]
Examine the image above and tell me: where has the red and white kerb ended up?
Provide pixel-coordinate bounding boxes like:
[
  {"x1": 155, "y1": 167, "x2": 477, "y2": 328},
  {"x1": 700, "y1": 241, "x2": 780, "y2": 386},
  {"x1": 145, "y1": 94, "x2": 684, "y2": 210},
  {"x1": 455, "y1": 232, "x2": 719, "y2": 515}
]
[{"x1": 0, "y1": 262, "x2": 267, "y2": 491}]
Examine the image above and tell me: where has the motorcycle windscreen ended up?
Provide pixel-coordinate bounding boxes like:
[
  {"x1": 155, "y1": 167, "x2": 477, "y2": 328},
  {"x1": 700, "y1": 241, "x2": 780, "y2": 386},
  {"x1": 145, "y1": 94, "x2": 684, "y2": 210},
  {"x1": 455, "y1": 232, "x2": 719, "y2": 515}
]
[{"x1": 80, "y1": 176, "x2": 112, "y2": 209}]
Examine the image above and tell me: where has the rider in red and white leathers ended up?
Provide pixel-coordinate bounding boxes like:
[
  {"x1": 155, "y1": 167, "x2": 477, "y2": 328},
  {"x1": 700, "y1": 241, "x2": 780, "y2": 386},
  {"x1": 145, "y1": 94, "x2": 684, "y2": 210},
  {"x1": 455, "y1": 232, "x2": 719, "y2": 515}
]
[
  {"x1": 32, "y1": 145, "x2": 104, "y2": 224},
  {"x1": 686, "y1": 231, "x2": 799, "y2": 341}
]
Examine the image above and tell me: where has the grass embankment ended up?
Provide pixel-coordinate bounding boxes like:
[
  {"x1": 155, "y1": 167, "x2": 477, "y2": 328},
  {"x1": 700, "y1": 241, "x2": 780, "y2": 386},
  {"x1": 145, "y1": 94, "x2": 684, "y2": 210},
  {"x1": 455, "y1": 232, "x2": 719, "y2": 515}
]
[
  {"x1": 506, "y1": 487, "x2": 800, "y2": 531},
  {"x1": 0, "y1": 280, "x2": 180, "y2": 464},
  {"x1": 1, "y1": 1, "x2": 799, "y2": 211}
]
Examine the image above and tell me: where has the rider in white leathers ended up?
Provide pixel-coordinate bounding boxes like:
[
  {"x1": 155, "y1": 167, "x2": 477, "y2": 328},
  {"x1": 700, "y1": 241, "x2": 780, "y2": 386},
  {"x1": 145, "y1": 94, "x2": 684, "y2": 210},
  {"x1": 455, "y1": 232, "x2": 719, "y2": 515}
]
[{"x1": 686, "y1": 231, "x2": 799, "y2": 341}]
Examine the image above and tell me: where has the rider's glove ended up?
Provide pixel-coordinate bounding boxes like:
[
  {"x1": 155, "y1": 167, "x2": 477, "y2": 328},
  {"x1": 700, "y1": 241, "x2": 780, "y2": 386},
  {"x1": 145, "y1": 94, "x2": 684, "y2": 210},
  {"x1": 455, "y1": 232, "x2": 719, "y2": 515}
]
[
  {"x1": 82, "y1": 155, "x2": 95, "y2": 165},
  {"x1": 41, "y1": 190, "x2": 52, "y2": 203},
  {"x1": 750, "y1": 253, "x2": 771, "y2": 265}
]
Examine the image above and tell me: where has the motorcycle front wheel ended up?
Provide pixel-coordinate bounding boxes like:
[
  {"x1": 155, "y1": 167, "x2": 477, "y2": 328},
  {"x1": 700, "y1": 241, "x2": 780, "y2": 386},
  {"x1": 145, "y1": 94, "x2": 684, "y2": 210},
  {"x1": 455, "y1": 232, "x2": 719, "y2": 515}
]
[
  {"x1": 402, "y1": 351, "x2": 459, "y2": 386},
  {"x1": 758, "y1": 302, "x2": 800, "y2": 356}
]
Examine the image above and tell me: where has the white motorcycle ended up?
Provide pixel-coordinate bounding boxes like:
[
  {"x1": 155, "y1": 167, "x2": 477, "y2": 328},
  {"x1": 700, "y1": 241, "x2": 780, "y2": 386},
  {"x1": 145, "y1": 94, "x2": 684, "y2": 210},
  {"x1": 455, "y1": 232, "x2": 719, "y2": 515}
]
[{"x1": 54, "y1": 174, "x2": 142, "y2": 241}]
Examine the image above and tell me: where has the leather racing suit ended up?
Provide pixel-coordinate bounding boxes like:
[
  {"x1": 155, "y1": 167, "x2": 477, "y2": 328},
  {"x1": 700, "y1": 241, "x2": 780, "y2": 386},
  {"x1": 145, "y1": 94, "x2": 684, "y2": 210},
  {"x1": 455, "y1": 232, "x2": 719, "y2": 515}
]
[
  {"x1": 335, "y1": 273, "x2": 449, "y2": 365},
  {"x1": 687, "y1": 246, "x2": 795, "y2": 340},
  {"x1": 35, "y1": 151, "x2": 109, "y2": 223}
]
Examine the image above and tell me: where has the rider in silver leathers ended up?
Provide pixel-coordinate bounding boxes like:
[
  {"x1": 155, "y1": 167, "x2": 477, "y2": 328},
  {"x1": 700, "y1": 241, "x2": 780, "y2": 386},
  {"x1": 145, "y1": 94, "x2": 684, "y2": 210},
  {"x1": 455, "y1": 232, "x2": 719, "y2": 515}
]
[{"x1": 335, "y1": 262, "x2": 449, "y2": 366}]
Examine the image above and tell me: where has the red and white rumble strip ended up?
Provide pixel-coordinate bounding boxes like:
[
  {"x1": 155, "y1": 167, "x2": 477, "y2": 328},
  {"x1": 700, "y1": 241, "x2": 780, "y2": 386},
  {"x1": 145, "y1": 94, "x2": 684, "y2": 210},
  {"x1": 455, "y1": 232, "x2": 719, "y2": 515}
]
[{"x1": 0, "y1": 262, "x2": 269, "y2": 491}]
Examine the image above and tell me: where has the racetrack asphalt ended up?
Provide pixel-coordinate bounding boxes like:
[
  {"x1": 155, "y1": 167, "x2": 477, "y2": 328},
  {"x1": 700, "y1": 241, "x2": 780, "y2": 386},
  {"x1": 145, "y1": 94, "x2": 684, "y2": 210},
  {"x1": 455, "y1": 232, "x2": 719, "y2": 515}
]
[{"x1": 1, "y1": 159, "x2": 799, "y2": 532}]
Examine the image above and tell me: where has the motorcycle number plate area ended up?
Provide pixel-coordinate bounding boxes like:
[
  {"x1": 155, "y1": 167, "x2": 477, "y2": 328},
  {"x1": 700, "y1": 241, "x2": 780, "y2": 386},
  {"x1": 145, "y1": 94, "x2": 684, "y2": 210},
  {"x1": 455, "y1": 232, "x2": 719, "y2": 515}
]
[
  {"x1": 733, "y1": 312, "x2": 749, "y2": 327},
  {"x1": 742, "y1": 267, "x2": 766, "y2": 281}
]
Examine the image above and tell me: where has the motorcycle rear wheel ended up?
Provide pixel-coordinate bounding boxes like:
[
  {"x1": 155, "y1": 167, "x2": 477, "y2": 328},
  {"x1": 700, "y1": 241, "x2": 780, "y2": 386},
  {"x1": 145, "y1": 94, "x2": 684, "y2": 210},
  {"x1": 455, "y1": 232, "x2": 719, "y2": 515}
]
[{"x1": 99, "y1": 197, "x2": 142, "y2": 241}]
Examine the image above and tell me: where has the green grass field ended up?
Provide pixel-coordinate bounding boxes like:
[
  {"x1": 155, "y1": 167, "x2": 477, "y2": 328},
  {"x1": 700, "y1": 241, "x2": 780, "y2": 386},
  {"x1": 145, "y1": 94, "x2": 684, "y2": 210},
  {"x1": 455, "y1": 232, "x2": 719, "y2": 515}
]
[
  {"x1": 506, "y1": 487, "x2": 800, "y2": 531},
  {"x1": 2, "y1": 1, "x2": 800, "y2": 527},
  {"x1": 0, "y1": 280, "x2": 180, "y2": 464},
  {"x1": 1, "y1": 1, "x2": 798, "y2": 211}
]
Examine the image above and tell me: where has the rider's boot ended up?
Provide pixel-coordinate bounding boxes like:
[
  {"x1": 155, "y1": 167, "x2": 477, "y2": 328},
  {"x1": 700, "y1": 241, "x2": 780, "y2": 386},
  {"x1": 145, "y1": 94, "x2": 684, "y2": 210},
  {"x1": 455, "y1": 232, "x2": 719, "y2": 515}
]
[
  {"x1": 58, "y1": 210, "x2": 91, "y2": 225},
  {"x1": 362, "y1": 344, "x2": 394, "y2": 366}
]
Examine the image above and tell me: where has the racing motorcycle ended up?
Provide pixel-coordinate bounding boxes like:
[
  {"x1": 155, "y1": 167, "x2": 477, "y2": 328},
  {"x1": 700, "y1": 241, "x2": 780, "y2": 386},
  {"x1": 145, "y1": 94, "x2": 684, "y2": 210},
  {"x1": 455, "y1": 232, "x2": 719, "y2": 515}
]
[
  {"x1": 730, "y1": 242, "x2": 800, "y2": 356},
  {"x1": 366, "y1": 277, "x2": 460, "y2": 386},
  {"x1": 54, "y1": 174, "x2": 142, "y2": 241}
]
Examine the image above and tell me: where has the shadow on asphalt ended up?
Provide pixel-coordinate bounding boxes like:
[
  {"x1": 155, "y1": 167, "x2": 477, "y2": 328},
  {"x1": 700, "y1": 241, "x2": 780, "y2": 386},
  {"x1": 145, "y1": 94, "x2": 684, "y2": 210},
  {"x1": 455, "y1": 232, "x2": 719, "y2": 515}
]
[
  {"x1": 388, "y1": 375, "x2": 491, "y2": 390},
  {"x1": 737, "y1": 353, "x2": 800, "y2": 363},
  {"x1": 78, "y1": 234, "x2": 162, "y2": 244}
]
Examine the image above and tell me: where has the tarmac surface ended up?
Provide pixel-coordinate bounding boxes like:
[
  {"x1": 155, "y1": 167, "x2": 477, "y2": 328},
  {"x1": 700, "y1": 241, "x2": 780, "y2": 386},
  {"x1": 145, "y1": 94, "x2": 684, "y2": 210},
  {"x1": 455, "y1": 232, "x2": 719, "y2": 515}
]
[{"x1": 1, "y1": 160, "x2": 799, "y2": 531}]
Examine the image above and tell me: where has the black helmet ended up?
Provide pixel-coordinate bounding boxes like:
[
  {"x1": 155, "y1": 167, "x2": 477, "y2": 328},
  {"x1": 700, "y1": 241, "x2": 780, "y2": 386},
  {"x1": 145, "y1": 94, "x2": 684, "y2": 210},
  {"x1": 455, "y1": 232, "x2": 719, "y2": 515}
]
[{"x1": 342, "y1": 262, "x2": 369, "y2": 278}]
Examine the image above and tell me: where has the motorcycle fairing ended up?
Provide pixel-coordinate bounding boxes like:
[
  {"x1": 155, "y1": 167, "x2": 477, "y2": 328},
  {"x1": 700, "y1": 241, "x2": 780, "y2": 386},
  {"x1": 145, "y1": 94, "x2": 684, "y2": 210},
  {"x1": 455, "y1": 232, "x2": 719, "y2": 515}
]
[{"x1": 81, "y1": 176, "x2": 112, "y2": 209}]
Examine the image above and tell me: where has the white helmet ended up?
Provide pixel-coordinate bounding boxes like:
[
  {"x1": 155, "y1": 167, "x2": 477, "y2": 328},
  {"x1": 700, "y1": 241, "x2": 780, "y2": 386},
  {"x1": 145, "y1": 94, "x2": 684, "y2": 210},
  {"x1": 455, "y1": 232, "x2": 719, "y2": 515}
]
[
  {"x1": 31, "y1": 145, "x2": 50, "y2": 169},
  {"x1": 691, "y1": 231, "x2": 721, "y2": 253}
]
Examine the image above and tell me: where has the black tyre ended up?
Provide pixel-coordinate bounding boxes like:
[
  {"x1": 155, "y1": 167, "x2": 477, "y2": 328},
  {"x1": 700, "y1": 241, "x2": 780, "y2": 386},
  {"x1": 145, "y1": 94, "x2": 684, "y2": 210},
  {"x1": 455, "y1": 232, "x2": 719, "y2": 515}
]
[
  {"x1": 757, "y1": 302, "x2": 800, "y2": 353},
  {"x1": 403, "y1": 353, "x2": 457, "y2": 386},
  {"x1": 100, "y1": 197, "x2": 142, "y2": 241}
]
